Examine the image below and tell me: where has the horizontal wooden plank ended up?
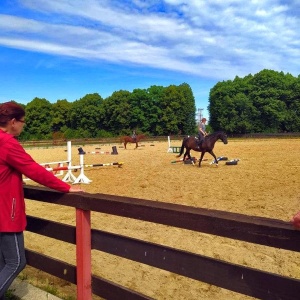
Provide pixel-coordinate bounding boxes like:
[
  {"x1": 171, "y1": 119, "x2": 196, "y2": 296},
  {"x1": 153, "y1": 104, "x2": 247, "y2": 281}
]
[
  {"x1": 26, "y1": 216, "x2": 76, "y2": 244},
  {"x1": 91, "y1": 229, "x2": 300, "y2": 300},
  {"x1": 26, "y1": 217, "x2": 300, "y2": 299},
  {"x1": 92, "y1": 275, "x2": 153, "y2": 300},
  {"x1": 25, "y1": 249, "x2": 152, "y2": 299},
  {"x1": 24, "y1": 186, "x2": 300, "y2": 252},
  {"x1": 25, "y1": 249, "x2": 76, "y2": 284}
]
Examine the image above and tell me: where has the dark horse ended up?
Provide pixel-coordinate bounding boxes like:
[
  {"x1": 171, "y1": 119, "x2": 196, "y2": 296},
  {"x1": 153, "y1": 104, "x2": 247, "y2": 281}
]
[
  {"x1": 176, "y1": 131, "x2": 228, "y2": 167},
  {"x1": 121, "y1": 134, "x2": 146, "y2": 149}
]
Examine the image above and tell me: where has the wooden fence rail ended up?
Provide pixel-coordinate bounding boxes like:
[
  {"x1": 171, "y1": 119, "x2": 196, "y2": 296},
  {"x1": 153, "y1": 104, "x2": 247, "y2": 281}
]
[
  {"x1": 20, "y1": 133, "x2": 300, "y2": 148},
  {"x1": 24, "y1": 186, "x2": 300, "y2": 300}
]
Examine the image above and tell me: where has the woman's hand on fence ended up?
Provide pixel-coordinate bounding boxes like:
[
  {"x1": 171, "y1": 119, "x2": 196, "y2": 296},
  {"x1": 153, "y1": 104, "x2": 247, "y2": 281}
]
[
  {"x1": 291, "y1": 211, "x2": 300, "y2": 229},
  {"x1": 69, "y1": 185, "x2": 85, "y2": 193}
]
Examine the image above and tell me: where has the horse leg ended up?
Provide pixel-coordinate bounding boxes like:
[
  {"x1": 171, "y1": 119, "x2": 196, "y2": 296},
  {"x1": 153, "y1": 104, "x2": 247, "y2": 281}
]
[
  {"x1": 209, "y1": 150, "x2": 218, "y2": 166},
  {"x1": 124, "y1": 142, "x2": 127, "y2": 150},
  {"x1": 183, "y1": 149, "x2": 190, "y2": 161},
  {"x1": 184, "y1": 149, "x2": 192, "y2": 161},
  {"x1": 198, "y1": 152, "x2": 205, "y2": 167},
  {"x1": 136, "y1": 142, "x2": 138, "y2": 149}
]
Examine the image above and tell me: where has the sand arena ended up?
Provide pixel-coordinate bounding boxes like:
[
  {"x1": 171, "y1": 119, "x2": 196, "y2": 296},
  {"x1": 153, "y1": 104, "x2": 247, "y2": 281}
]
[{"x1": 22, "y1": 137, "x2": 300, "y2": 299}]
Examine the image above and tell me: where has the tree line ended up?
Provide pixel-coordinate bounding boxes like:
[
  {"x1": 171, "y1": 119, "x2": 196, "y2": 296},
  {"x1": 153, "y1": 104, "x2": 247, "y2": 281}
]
[
  {"x1": 18, "y1": 83, "x2": 196, "y2": 140},
  {"x1": 209, "y1": 69, "x2": 300, "y2": 134},
  {"x1": 11, "y1": 69, "x2": 300, "y2": 141}
]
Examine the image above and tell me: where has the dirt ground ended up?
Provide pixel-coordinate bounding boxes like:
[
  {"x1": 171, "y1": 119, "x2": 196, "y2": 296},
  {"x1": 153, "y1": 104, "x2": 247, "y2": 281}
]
[{"x1": 21, "y1": 137, "x2": 300, "y2": 300}]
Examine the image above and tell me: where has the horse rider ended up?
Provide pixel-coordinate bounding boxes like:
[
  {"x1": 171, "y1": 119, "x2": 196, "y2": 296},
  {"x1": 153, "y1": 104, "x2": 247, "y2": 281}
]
[
  {"x1": 132, "y1": 130, "x2": 137, "y2": 142},
  {"x1": 197, "y1": 118, "x2": 208, "y2": 147}
]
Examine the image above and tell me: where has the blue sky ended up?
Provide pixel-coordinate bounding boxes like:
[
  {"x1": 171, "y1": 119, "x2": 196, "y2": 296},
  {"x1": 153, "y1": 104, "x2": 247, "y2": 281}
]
[{"x1": 0, "y1": 0, "x2": 299, "y2": 119}]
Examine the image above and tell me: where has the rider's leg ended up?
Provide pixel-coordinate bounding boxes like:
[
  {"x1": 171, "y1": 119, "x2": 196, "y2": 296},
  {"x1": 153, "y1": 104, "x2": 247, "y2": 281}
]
[{"x1": 198, "y1": 134, "x2": 204, "y2": 147}]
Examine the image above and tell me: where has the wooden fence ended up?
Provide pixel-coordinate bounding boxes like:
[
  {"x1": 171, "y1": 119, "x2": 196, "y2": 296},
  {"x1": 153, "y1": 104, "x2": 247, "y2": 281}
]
[
  {"x1": 19, "y1": 133, "x2": 300, "y2": 148},
  {"x1": 24, "y1": 186, "x2": 300, "y2": 300},
  {"x1": 20, "y1": 136, "x2": 171, "y2": 148}
]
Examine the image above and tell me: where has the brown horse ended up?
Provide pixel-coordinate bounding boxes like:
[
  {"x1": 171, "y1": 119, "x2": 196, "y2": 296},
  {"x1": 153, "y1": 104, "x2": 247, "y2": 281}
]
[
  {"x1": 121, "y1": 134, "x2": 146, "y2": 149},
  {"x1": 176, "y1": 131, "x2": 228, "y2": 167}
]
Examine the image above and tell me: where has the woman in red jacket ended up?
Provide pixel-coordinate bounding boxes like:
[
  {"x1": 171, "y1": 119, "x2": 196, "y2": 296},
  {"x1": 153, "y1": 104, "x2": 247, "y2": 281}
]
[{"x1": 0, "y1": 101, "x2": 83, "y2": 298}]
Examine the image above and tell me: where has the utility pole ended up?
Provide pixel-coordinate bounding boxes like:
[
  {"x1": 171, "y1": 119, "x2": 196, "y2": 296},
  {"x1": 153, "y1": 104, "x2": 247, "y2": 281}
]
[{"x1": 197, "y1": 108, "x2": 204, "y2": 123}]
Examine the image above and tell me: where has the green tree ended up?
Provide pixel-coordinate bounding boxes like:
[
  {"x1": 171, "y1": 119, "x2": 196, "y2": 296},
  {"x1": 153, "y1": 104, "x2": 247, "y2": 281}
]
[
  {"x1": 153, "y1": 84, "x2": 196, "y2": 135},
  {"x1": 127, "y1": 89, "x2": 150, "y2": 133},
  {"x1": 68, "y1": 93, "x2": 103, "y2": 138},
  {"x1": 51, "y1": 99, "x2": 72, "y2": 133},
  {"x1": 249, "y1": 70, "x2": 289, "y2": 132},
  {"x1": 177, "y1": 83, "x2": 196, "y2": 134},
  {"x1": 208, "y1": 80, "x2": 242, "y2": 132},
  {"x1": 147, "y1": 85, "x2": 165, "y2": 135},
  {"x1": 283, "y1": 77, "x2": 300, "y2": 132},
  {"x1": 209, "y1": 69, "x2": 299, "y2": 134},
  {"x1": 224, "y1": 92, "x2": 260, "y2": 134},
  {"x1": 102, "y1": 90, "x2": 131, "y2": 135},
  {"x1": 25, "y1": 97, "x2": 53, "y2": 139},
  {"x1": 158, "y1": 85, "x2": 182, "y2": 135}
]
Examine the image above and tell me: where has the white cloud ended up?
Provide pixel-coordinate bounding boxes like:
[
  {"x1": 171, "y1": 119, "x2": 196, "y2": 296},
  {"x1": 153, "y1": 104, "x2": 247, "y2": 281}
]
[{"x1": 0, "y1": 0, "x2": 299, "y2": 81}]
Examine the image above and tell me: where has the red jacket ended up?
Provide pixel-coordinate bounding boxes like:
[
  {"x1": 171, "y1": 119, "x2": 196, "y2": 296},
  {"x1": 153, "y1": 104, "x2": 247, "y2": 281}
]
[{"x1": 0, "y1": 130, "x2": 71, "y2": 232}]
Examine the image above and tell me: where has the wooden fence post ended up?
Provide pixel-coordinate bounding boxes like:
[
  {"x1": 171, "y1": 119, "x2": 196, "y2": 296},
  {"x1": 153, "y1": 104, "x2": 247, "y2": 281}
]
[{"x1": 76, "y1": 208, "x2": 92, "y2": 300}]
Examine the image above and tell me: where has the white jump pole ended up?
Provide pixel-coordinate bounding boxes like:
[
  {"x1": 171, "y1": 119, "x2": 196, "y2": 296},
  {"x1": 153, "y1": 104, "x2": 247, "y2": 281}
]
[
  {"x1": 73, "y1": 153, "x2": 92, "y2": 184},
  {"x1": 62, "y1": 141, "x2": 78, "y2": 183},
  {"x1": 24, "y1": 141, "x2": 73, "y2": 182},
  {"x1": 167, "y1": 136, "x2": 173, "y2": 153}
]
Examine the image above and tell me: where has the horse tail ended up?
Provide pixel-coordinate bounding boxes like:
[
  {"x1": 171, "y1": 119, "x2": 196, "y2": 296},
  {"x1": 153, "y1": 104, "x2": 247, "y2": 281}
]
[{"x1": 176, "y1": 138, "x2": 186, "y2": 158}]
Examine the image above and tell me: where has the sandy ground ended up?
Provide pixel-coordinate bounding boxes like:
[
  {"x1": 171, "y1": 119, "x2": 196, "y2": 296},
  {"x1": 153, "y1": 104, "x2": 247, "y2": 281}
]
[{"x1": 21, "y1": 137, "x2": 300, "y2": 300}]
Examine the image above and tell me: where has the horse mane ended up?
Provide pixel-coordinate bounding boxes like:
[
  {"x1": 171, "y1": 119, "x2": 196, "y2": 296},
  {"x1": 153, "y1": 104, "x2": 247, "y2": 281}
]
[
  {"x1": 208, "y1": 131, "x2": 224, "y2": 135},
  {"x1": 207, "y1": 131, "x2": 224, "y2": 136}
]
